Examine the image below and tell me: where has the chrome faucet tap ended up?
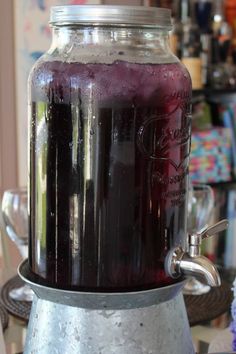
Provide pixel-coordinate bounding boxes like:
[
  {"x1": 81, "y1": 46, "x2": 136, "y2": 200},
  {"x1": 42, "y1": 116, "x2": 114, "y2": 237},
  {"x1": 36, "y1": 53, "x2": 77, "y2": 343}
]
[{"x1": 165, "y1": 220, "x2": 228, "y2": 287}]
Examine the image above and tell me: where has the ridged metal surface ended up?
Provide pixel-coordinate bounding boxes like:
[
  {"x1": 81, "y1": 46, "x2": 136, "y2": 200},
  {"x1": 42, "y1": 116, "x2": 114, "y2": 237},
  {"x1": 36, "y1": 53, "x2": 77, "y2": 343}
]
[{"x1": 50, "y1": 5, "x2": 172, "y2": 28}]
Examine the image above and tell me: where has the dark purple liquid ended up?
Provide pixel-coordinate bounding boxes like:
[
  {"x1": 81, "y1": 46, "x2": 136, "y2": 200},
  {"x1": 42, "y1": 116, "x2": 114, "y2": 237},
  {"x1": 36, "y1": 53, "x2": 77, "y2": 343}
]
[{"x1": 29, "y1": 60, "x2": 191, "y2": 291}]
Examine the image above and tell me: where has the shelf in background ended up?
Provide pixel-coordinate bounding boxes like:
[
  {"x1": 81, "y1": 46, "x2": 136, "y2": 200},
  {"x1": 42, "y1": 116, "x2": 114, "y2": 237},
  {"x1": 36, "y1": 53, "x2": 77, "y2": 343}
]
[
  {"x1": 208, "y1": 180, "x2": 236, "y2": 188},
  {"x1": 193, "y1": 89, "x2": 236, "y2": 103}
]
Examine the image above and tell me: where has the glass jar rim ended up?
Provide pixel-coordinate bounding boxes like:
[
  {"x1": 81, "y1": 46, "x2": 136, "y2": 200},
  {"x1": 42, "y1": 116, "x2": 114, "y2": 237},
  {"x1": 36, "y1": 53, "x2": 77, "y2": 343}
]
[{"x1": 50, "y1": 5, "x2": 172, "y2": 29}]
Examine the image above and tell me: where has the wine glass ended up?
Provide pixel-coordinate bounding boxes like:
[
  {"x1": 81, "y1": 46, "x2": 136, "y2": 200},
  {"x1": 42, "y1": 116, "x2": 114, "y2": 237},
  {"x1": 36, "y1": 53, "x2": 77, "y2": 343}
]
[
  {"x1": 1, "y1": 188, "x2": 33, "y2": 301},
  {"x1": 183, "y1": 183, "x2": 215, "y2": 295}
]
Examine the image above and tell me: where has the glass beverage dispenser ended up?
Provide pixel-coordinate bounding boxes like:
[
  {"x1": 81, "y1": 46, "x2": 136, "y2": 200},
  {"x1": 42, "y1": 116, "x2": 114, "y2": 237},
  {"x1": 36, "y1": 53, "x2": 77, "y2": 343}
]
[
  {"x1": 28, "y1": 6, "x2": 192, "y2": 291},
  {"x1": 28, "y1": 5, "x2": 192, "y2": 292},
  {"x1": 22, "y1": 6, "x2": 227, "y2": 354}
]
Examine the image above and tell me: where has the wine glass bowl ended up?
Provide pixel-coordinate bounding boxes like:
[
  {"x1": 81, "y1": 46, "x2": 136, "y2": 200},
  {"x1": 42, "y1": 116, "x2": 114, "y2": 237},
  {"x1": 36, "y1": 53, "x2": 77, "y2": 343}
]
[
  {"x1": 2, "y1": 188, "x2": 28, "y2": 257},
  {"x1": 1, "y1": 188, "x2": 33, "y2": 301},
  {"x1": 187, "y1": 184, "x2": 214, "y2": 235},
  {"x1": 183, "y1": 183, "x2": 215, "y2": 295}
]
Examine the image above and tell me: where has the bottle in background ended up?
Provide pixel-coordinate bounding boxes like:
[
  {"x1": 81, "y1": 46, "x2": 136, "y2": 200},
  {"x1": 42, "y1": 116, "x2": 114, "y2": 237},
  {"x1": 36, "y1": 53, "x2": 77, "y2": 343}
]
[
  {"x1": 225, "y1": 0, "x2": 236, "y2": 60},
  {"x1": 208, "y1": 37, "x2": 227, "y2": 89},
  {"x1": 170, "y1": 0, "x2": 183, "y2": 57},
  {"x1": 212, "y1": 0, "x2": 232, "y2": 52},
  {"x1": 194, "y1": 0, "x2": 212, "y2": 33},
  {"x1": 208, "y1": 0, "x2": 234, "y2": 88},
  {"x1": 180, "y1": 0, "x2": 203, "y2": 89},
  {"x1": 194, "y1": 0, "x2": 213, "y2": 87}
]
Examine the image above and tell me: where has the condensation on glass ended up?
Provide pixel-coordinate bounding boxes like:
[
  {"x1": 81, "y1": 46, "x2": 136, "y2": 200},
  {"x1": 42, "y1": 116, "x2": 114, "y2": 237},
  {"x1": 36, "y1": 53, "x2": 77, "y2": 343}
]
[{"x1": 28, "y1": 5, "x2": 192, "y2": 291}]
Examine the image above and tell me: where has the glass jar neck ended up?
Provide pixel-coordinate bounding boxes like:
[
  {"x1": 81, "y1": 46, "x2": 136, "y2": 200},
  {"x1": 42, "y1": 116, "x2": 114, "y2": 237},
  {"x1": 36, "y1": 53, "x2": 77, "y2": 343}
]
[{"x1": 48, "y1": 25, "x2": 177, "y2": 65}]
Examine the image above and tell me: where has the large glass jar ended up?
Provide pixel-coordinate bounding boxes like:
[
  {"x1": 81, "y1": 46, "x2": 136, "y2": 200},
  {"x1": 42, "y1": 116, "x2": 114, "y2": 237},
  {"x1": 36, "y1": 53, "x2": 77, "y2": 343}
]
[{"x1": 28, "y1": 5, "x2": 192, "y2": 291}]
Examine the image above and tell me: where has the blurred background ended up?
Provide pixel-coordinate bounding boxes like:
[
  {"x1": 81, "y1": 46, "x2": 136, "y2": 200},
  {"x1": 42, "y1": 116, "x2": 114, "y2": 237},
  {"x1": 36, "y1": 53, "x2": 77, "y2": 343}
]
[{"x1": 1, "y1": 3, "x2": 236, "y2": 352}]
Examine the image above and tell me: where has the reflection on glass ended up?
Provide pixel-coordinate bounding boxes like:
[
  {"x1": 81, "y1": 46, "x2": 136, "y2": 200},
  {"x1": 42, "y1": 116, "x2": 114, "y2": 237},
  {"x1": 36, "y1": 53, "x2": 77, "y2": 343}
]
[
  {"x1": 183, "y1": 183, "x2": 214, "y2": 295},
  {"x1": 2, "y1": 188, "x2": 33, "y2": 302}
]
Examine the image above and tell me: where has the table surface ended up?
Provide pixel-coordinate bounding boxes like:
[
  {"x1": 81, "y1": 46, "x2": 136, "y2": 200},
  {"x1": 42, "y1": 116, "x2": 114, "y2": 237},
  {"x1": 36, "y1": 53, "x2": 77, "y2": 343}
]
[
  {"x1": 0, "y1": 266, "x2": 26, "y2": 354},
  {"x1": 208, "y1": 328, "x2": 233, "y2": 353}
]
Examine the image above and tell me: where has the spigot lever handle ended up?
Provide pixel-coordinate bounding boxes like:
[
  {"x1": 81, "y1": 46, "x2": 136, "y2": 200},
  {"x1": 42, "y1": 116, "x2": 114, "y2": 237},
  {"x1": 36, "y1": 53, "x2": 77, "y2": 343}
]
[{"x1": 200, "y1": 219, "x2": 228, "y2": 240}]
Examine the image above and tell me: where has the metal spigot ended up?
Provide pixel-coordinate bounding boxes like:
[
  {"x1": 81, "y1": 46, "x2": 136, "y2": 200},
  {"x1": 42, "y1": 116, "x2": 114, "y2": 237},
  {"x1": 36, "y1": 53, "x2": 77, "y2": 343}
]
[{"x1": 165, "y1": 220, "x2": 228, "y2": 287}]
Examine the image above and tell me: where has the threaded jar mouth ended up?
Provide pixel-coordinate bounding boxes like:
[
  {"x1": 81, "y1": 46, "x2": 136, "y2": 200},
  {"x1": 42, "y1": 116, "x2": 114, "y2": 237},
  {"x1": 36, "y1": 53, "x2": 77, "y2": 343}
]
[{"x1": 50, "y1": 5, "x2": 172, "y2": 29}]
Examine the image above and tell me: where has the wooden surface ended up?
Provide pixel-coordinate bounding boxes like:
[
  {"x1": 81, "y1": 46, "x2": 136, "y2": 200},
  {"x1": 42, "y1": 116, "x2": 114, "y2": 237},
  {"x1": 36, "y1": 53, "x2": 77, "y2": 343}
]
[{"x1": 0, "y1": 0, "x2": 18, "y2": 194}]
